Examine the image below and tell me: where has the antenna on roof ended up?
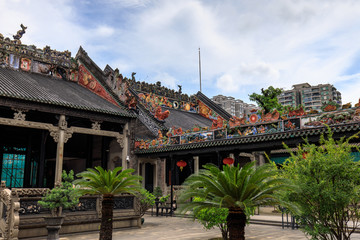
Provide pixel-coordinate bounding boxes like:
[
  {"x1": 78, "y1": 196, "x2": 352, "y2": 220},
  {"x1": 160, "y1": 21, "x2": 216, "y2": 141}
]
[{"x1": 199, "y1": 47, "x2": 202, "y2": 92}]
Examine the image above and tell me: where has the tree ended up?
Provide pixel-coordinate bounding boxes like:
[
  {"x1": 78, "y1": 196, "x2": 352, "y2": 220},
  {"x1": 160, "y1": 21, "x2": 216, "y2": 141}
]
[
  {"x1": 74, "y1": 167, "x2": 142, "y2": 240},
  {"x1": 280, "y1": 129, "x2": 360, "y2": 240},
  {"x1": 193, "y1": 197, "x2": 229, "y2": 239},
  {"x1": 249, "y1": 86, "x2": 283, "y2": 114},
  {"x1": 38, "y1": 170, "x2": 79, "y2": 217},
  {"x1": 136, "y1": 188, "x2": 156, "y2": 217},
  {"x1": 178, "y1": 162, "x2": 291, "y2": 240}
]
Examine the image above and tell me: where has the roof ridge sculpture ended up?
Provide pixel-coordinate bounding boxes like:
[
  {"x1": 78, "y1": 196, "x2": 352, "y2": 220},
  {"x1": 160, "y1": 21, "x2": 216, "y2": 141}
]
[
  {"x1": 75, "y1": 46, "x2": 135, "y2": 116},
  {"x1": 0, "y1": 24, "x2": 72, "y2": 69},
  {"x1": 196, "y1": 91, "x2": 232, "y2": 120}
]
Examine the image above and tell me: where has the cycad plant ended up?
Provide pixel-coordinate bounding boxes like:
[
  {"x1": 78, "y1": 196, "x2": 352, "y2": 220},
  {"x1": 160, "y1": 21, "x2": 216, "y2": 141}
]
[
  {"x1": 179, "y1": 162, "x2": 293, "y2": 240},
  {"x1": 74, "y1": 166, "x2": 142, "y2": 240}
]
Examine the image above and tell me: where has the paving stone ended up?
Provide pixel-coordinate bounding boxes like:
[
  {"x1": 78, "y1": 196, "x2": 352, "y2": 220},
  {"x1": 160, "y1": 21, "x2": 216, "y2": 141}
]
[{"x1": 29, "y1": 215, "x2": 360, "y2": 240}]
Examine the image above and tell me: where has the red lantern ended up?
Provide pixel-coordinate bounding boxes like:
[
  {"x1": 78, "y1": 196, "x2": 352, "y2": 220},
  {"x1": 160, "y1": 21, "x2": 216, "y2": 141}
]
[
  {"x1": 223, "y1": 157, "x2": 234, "y2": 165},
  {"x1": 176, "y1": 160, "x2": 187, "y2": 171}
]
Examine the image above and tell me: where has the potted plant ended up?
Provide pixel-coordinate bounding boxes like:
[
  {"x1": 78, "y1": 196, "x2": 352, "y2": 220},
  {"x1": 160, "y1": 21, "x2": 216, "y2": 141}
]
[{"x1": 38, "y1": 170, "x2": 79, "y2": 240}]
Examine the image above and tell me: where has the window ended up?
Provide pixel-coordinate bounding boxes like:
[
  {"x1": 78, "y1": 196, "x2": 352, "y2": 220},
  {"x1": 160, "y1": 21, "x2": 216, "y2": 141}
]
[{"x1": 1, "y1": 146, "x2": 26, "y2": 188}]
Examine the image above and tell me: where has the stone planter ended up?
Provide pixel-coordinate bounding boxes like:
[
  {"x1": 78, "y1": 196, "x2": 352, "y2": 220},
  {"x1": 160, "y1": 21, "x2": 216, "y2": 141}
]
[{"x1": 44, "y1": 216, "x2": 65, "y2": 240}]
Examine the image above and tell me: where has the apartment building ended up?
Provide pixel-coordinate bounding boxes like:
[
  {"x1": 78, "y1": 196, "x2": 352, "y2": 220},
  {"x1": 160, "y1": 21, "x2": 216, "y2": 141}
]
[
  {"x1": 211, "y1": 95, "x2": 257, "y2": 117},
  {"x1": 278, "y1": 83, "x2": 342, "y2": 111}
]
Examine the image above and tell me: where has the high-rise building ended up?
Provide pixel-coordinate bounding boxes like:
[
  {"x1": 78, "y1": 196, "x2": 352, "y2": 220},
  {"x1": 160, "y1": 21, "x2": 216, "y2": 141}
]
[
  {"x1": 278, "y1": 83, "x2": 342, "y2": 111},
  {"x1": 211, "y1": 95, "x2": 257, "y2": 117}
]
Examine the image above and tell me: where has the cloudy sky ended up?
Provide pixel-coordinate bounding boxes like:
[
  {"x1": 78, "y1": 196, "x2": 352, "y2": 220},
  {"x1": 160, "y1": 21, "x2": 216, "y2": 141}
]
[{"x1": 1, "y1": 0, "x2": 360, "y2": 105}]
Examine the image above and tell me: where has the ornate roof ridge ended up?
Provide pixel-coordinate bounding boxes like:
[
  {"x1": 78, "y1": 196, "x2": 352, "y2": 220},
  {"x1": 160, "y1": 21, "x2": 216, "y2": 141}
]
[
  {"x1": 134, "y1": 122, "x2": 360, "y2": 154},
  {"x1": 196, "y1": 91, "x2": 232, "y2": 120},
  {"x1": 0, "y1": 25, "x2": 72, "y2": 69},
  {"x1": 129, "y1": 78, "x2": 197, "y2": 103},
  {"x1": 75, "y1": 47, "x2": 135, "y2": 117}
]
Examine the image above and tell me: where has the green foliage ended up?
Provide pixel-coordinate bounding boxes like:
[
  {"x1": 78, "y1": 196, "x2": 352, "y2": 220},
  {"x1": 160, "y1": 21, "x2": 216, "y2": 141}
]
[
  {"x1": 136, "y1": 188, "x2": 156, "y2": 217},
  {"x1": 38, "y1": 170, "x2": 79, "y2": 217},
  {"x1": 74, "y1": 166, "x2": 143, "y2": 240},
  {"x1": 280, "y1": 128, "x2": 360, "y2": 240},
  {"x1": 249, "y1": 86, "x2": 283, "y2": 114},
  {"x1": 193, "y1": 197, "x2": 229, "y2": 239},
  {"x1": 73, "y1": 166, "x2": 142, "y2": 196},
  {"x1": 178, "y1": 162, "x2": 291, "y2": 218},
  {"x1": 159, "y1": 194, "x2": 169, "y2": 203},
  {"x1": 153, "y1": 186, "x2": 163, "y2": 198}
]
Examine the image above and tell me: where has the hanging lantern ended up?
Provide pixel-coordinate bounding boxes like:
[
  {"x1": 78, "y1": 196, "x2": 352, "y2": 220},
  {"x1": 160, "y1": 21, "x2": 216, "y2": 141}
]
[
  {"x1": 223, "y1": 157, "x2": 234, "y2": 165},
  {"x1": 176, "y1": 160, "x2": 187, "y2": 171}
]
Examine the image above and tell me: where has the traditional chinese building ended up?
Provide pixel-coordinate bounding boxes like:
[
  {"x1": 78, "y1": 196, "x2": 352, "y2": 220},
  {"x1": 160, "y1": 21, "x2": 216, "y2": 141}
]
[
  {"x1": 0, "y1": 26, "x2": 140, "y2": 238},
  {"x1": 1, "y1": 25, "x2": 360, "y2": 239}
]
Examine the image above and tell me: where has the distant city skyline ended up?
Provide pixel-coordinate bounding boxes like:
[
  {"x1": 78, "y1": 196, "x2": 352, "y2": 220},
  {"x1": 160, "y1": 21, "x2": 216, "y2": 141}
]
[{"x1": 1, "y1": 0, "x2": 360, "y2": 105}]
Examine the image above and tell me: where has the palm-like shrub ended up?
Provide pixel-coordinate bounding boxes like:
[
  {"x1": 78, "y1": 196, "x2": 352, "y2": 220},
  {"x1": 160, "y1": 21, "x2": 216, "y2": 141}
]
[
  {"x1": 74, "y1": 166, "x2": 142, "y2": 240},
  {"x1": 179, "y1": 162, "x2": 292, "y2": 240}
]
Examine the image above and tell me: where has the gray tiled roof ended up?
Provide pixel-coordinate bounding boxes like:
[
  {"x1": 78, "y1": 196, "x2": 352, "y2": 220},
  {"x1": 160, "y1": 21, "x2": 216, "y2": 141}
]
[
  {"x1": 135, "y1": 122, "x2": 360, "y2": 154},
  {"x1": 162, "y1": 107, "x2": 213, "y2": 130},
  {"x1": 0, "y1": 67, "x2": 133, "y2": 117}
]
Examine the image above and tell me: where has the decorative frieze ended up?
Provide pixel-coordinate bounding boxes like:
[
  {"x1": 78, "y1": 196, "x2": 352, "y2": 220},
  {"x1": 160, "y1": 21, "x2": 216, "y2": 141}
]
[
  {"x1": 113, "y1": 196, "x2": 134, "y2": 210},
  {"x1": 138, "y1": 107, "x2": 161, "y2": 136},
  {"x1": 117, "y1": 135, "x2": 124, "y2": 148}
]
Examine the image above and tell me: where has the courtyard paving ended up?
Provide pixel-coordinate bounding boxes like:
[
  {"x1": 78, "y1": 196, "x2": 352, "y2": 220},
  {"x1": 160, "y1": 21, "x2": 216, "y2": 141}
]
[
  {"x1": 30, "y1": 207, "x2": 360, "y2": 240},
  {"x1": 53, "y1": 215, "x2": 307, "y2": 240}
]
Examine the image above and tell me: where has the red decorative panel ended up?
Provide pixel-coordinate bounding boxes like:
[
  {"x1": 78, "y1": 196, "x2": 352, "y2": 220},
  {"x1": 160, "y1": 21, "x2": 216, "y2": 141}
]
[
  {"x1": 20, "y1": 58, "x2": 31, "y2": 71},
  {"x1": 78, "y1": 65, "x2": 119, "y2": 106}
]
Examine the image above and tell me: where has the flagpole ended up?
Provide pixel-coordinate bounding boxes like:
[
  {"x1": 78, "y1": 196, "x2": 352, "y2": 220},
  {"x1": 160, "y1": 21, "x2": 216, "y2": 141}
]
[{"x1": 199, "y1": 47, "x2": 202, "y2": 92}]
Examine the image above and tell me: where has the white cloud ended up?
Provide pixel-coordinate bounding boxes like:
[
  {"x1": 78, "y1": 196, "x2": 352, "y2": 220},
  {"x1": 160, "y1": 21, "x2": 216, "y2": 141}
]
[
  {"x1": 107, "y1": 0, "x2": 152, "y2": 8},
  {"x1": 216, "y1": 74, "x2": 239, "y2": 93},
  {"x1": 1, "y1": 0, "x2": 360, "y2": 103},
  {"x1": 151, "y1": 72, "x2": 178, "y2": 89},
  {"x1": 94, "y1": 25, "x2": 115, "y2": 37},
  {"x1": 0, "y1": 0, "x2": 87, "y2": 54}
]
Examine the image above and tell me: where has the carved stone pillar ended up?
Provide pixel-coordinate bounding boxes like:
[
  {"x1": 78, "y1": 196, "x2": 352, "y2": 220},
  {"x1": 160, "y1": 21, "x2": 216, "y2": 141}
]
[
  {"x1": 54, "y1": 115, "x2": 66, "y2": 185},
  {"x1": 50, "y1": 115, "x2": 72, "y2": 186},
  {"x1": 193, "y1": 156, "x2": 199, "y2": 174},
  {"x1": 121, "y1": 123, "x2": 129, "y2": 170},
  {"x1": 141, "y1": 162, "x2": 146, "y2": 188},
  {"x1": 254, "y1": 152, "x2": 266, "y2": 166},
  {"x1": 156, "y1": 158, "x2": 166, "y2": 193}
]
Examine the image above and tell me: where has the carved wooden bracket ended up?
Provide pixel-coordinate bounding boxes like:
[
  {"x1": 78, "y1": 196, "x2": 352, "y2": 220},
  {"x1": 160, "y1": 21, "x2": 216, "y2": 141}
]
[
  {"x1": 49, "y1": 128, "x2": 73, "y2": 143},
  {"x1": 12, "y1": 108, "x2": 28, "y2": 121},
  {"x1": 91, "y1": 121, "x2": 101, "y2": 130}
]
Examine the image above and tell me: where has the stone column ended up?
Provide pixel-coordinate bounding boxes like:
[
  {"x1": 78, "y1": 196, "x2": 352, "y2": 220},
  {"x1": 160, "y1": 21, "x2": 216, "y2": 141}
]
[
  {"x1": 141, "y1": 162, "x2": 146, "y2": 188},
  {"x1": 49, "y1": 115, "x2": 72, "y2": 185},
  {"x1": 193, "y1": 156, "x2": 199, "y2": 174},
  {"x1": 160, "y1": 158, "x2": 166, "y2": 193},
  {"x1": 121, "y1": 123, "x2": 129, "y2": 170},
  {"x1": 156, "y1": 158, "x2": 165, "y2": 189},
  {"x1": 258, "y1": 153, "x2": 266, "y2": 166},
  {"x1": 54, "y1": 115, "x2": 66, "y2": 185}
]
